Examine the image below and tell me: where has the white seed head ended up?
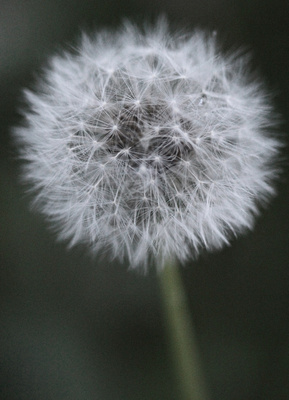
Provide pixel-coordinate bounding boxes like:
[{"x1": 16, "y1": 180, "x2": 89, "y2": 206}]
[{"x1": 14, "y1": 21, "x2": 281, "y2": 270}]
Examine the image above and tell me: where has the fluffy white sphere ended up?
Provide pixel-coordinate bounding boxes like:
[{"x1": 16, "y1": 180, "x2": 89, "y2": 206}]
[{"x1": 15, "y1": 22, "x2": 280, "y2": 269}]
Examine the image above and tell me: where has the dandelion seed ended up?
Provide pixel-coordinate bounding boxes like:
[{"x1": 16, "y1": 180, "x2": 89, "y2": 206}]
[{"x1": 14, "y1": 21, "x2": 281, "y2": 270}]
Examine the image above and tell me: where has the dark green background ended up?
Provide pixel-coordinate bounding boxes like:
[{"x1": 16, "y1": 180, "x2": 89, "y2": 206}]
[{"x1": 1, "y1": 1, "x2": 289, "y2": 399}]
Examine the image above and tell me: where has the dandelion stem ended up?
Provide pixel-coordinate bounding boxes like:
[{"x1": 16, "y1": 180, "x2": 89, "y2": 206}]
[{"x1": 159, "y1": 259, "x2": 210, "y2": 400}]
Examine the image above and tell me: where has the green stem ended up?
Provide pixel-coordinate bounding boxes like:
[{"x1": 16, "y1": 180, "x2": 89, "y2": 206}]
[{"x1": 159, "y1": 259, "x2": 210, "y2": 400}]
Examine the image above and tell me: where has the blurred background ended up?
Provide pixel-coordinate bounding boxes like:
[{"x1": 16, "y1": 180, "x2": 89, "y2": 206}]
[{"x1": 1, "y1": 1, "x2": 289, "y2": 399}]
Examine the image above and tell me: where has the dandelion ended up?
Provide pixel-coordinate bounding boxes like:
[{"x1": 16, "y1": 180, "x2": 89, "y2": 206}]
[
  {"x1": 14, "y1": 20, "x2": 282, "y2": 400},
  {"x1": 14, "y1": 21, "x2": 280, "y2": 270}
]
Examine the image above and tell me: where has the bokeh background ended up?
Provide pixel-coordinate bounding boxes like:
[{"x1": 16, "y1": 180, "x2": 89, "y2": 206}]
[{"x1": 1, "y1": 1, "x2": 289, "y2": 399}]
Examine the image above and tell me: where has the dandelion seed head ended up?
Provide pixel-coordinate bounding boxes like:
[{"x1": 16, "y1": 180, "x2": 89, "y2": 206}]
[{"x1": 14, "y1": 21, "x2": 281, "y2": 270}]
